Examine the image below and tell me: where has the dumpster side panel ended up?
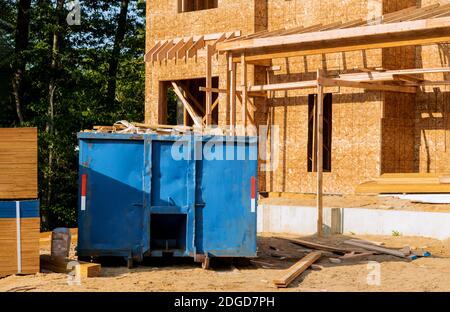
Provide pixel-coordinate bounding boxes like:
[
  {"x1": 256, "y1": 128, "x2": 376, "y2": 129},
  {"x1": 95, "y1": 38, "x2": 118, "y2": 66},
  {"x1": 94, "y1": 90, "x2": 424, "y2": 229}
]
[
  {"x1": 78, "y1": 139, "x2": 146, "y2": 258},
  {"x1": 196, "y1": 138, "x2": 258, "y2": 257}
]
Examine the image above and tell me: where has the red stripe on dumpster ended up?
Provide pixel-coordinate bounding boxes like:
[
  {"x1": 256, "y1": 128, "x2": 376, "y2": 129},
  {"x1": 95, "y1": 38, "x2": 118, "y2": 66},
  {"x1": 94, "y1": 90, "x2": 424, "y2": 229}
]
[
  {"x1": 251, "y1": 176, "x2": 256, "y2": 199},
  {"x1": 81, "y1": 174, "x2": 87, "y2": 196}
]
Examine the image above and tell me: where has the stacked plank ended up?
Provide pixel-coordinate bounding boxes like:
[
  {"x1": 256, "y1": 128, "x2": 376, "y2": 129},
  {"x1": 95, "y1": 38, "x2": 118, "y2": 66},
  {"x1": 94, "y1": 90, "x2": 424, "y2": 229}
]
[
  {"x1": 0, "y1": 128, "x2": 38, "y2": 199},
  {"x1": 0, "y1": 128, "x2": 39, "y2": 277},
  {"x1": 356, "y1": 173, "x2": 450, "y2": 194}
]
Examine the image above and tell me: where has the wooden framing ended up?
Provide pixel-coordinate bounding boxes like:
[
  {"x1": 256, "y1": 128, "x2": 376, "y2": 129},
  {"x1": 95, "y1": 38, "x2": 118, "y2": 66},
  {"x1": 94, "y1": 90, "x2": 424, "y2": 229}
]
[
  {"x1": 316, "y1": 70, "x2": 324, "y2": 237},
  {"x1": 205, "y1": 45, "x2": 213, "y2": 126},
  {"x1": 145, "y1": 31, "x2": 241, "y2": 64},
  {"x1": 215, "y1": 4, "x2": 450, "y2": 63},
  {"x1": 149, "y1": 3, "x2": 450, "y2": 237},
  {"x1": 241, "y1": 53, "x2": 247, "y2": 129},
  {"x1": 171, "y1": 82, "x2": 202, "y2": 127}
]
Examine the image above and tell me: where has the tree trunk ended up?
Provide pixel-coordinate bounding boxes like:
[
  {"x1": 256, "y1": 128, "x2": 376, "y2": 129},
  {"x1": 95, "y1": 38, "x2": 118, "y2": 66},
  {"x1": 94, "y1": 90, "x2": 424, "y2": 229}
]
[
  {"x1": 11, "y1": 0, "x2": 31, "y2": 125},
  {"x1": 107, "y1": 0, "x2": 130, "y2": 103},
  {"x1": 45, "y1": 0, "x2": 65, "y2": 221}
]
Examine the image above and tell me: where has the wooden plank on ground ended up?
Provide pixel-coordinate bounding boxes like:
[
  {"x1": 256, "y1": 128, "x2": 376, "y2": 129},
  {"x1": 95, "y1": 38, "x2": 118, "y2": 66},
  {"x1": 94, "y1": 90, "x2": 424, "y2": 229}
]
[
  {"x1": 276, "y1": 237, "x2": 351, "y2": 254},
  {"x1": 273, "y1": 251, "x2": 322, "y2": 288},
  {"x1": 344, "y1": 240, "x2": 406, "y2": 258},
  {"x1": 40, "y1": 254, "x2": 101, "y2": 278}
]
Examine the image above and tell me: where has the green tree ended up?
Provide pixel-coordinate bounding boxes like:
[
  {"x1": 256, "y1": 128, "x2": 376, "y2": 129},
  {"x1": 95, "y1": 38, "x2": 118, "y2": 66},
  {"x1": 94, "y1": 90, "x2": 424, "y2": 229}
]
[{"x1": 0, "y1": 0, "x2": 146, "y2": 229}]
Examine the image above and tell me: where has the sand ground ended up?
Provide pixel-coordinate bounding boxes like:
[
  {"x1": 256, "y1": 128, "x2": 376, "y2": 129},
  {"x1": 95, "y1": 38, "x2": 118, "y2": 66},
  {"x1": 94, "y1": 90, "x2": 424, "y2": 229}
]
[{"x1": 1, "y1": 233, "x2": 449, "y2": 292}]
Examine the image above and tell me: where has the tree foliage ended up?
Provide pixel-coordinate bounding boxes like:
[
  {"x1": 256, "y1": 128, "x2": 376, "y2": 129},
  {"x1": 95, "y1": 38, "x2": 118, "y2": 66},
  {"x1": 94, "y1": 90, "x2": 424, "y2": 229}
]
[{"x1": 0, "y1": 0, "x2": 145, "y2": 229}]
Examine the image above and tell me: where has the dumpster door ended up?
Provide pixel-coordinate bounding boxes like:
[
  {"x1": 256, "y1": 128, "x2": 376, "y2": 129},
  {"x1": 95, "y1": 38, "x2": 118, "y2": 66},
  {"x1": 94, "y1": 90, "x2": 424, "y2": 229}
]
[
  {"x1": 196, "y1": 136, "x2": 258, "y2": 257},
  {"x1": 78, "y1": 139, "x2": 146, "y2": 260}
]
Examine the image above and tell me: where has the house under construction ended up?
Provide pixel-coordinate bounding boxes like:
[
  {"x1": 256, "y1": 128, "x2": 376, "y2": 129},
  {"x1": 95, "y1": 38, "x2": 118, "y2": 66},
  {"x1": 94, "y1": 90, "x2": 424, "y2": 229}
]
[{"x1": 144, "y1": 0, "x2": 450, "y2": 228}]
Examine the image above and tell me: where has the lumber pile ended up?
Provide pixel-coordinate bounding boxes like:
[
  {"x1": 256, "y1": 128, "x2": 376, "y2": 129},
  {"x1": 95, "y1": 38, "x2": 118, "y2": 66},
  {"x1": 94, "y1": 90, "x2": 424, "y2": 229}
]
[
  {"x1": 0, "y1": 128, "x2": 38, "y2": 199},
  {"x1": 356, "y1": 173, "x2": 450, "y2": 194},
  {"x1": 0, "y1": 128, "x2": 39, "y2": 277},
  {"x1": 0, "y1": 200, "x2": 40, "y2": 277}
]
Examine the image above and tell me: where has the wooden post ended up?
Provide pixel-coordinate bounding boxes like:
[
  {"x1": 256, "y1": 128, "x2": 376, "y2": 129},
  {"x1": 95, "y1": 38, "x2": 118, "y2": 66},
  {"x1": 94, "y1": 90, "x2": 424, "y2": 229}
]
[
  {"x1": 316, "y1": 69, "x2": 324, "y2": 237},
  {"x1": 241, "y1": 53, "x2": 247, "y2": 133},
  {"x1": 205, "y1": 45, "x2": 213, "y2": 126},
  {"x1": 230, "y1": 54, "x2": 237, "y2": 133},
  {"x1": 226, "y1": 52, "x2": 231, "y2": 127}
]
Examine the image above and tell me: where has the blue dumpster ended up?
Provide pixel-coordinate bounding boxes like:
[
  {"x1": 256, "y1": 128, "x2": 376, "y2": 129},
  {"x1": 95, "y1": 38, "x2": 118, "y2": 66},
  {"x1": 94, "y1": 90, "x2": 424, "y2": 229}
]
[{"x1": 77, "y1": 132, "x2": 258, "y2": 267}]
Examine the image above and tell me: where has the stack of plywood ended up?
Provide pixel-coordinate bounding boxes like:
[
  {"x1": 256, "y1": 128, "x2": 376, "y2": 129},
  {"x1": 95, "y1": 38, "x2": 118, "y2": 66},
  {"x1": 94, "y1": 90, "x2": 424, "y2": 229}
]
[
  {"x1": 0, "y1": 128, "x2": 38, "y2": 199},
  {"x1": 357, "y1": 173, "x2": 450, "y2": 194},
  {"x1": 0, "y1": 128, "x2": 39, "y2": 277},
  {"x1": 0, "y1": 200, "x2": 40, "y2": 277}
]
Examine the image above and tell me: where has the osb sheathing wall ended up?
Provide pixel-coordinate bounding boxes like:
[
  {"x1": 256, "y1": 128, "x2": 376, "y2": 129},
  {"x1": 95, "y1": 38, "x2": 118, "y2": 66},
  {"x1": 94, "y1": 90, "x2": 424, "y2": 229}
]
[
  {"x1": 145, "y1": 0, "x2": 264, "y2": 125},
  {"x1": 414, "y1": 0, "x2": 450, "y2": 174},
  {"x1": 263, "y1": 0, "x2": 384, "y2": 194},
  {"x1": 381, "y1": 0, "x2": 450, "y2": 175},
  {"x1": 145, "y1": 0, "x2": 450, "y2": 195},
  {"x1": 380, "y1": 0, "x2": 417, "y2": 174}
]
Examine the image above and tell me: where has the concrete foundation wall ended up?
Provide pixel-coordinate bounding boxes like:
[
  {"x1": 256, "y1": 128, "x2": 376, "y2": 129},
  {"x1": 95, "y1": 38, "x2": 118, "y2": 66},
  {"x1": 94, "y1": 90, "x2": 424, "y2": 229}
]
[{"x1": 258, "y1": 204, "x2": 450, "y2": 240}]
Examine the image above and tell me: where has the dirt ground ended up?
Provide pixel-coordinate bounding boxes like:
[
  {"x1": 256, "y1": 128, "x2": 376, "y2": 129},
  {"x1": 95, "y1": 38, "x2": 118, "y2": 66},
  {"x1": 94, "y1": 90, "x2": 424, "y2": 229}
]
[{"x1": 1, "y1": 233, "x2": 450, "y2": 292}]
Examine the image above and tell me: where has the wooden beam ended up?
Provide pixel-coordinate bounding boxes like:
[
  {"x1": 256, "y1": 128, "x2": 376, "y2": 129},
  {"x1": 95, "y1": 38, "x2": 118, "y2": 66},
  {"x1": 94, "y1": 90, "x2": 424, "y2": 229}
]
[
  {"x1": 205, "y1": 45, "x2": 213, "y2": 126},
  {"x1": 187, "y1": 36, "x2": 205, "y2": 58},
  {"x1": 202, "y1": 97, "x2": 219, "y2": 124},
  {"x1": 316, "y1": 70, "x2": 324, "y2": 237},
  {"x1": 241, "y1": 53, "x2": 247, "y2": 129},
  {"x1": 318, "y1": 76, "x2": 417, "y2": 93},
  {"x1": 199, "y1": 86, "x2": 266, "y2": 98},
  {"x1": 277, "y1": 236, "x2": 351, "y2": 254},
  {"x1": 220, "y1": 17, "x2": 450, "y2": 52},
  {"x1": 248, "y1": 80, "x2": 317, "y2": 92},
  {"x1": 226, "y1": 53, "x2": 231, "y2": 127},
  {"x1": 157, "y1": 40, "x2": 178, "y2": 63},
  {"x1": 183, "y1": 86, "x2": 205, "y2": 115},
  {"x1": 273, "y1": 252, "x2": 322, "y2": 288},
  {"x1": 340, "y1": 67, "x2": 450, "y2": 80},
  {"x1": 236, "y1": 35, "x2": 450, "y2": 62},
  {"x1": 230, "y1": 57, "x2": 237, "y2": 130},
  {"x1": 247, "y1": 59, "x2": 272, "y2": 66},
  {"x1": 144, "y1": 40, "x2": 163, "y2": 62},
  {"x1": 151, "y1": 40, "x2": 171, "y2": 62},
  {"x1": 40, "y1": 255, "x2": 101, "y2": 278},
  {"x1": 166, "y1": 38, "x2": 186, "y2": 60},
  {"x1": 236, "y1": 92, "x2": 256, "y2": 125},
  {"x1": 222, "y1": 17, "x2": 450, "y2": 62},
  {"x1": 171, "y1": 82, "x2": 202, "y2": 127},
  {"x1": 344, "y1": 241, "x2": 407, "y2": 258},
  {"x1": 210, "y1": 32, "x2": 227, "y2": 53},
  {"x1": 393, "y1": 74, "x2": 424, "y2": 83},
  {"x1": 176, "y1": 37, "x2": 194, "y2": 60}
]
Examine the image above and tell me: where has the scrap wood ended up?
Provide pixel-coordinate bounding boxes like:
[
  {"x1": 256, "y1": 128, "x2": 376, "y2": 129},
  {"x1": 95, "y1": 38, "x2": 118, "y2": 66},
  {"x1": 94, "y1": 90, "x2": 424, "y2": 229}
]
[
  {"x1": 40, "y1": 255, "x2": 101, "y2": 278},
  {"x1": 250, "y1": 259, "x2": 274, "y2": 267},
  {"x1": 339, "y1": 251, "x2": 376, "y2": 261},
  {"x1": 344, "y1": 240, "x2": 407, "y2": 258},
  {"x1": 276, "y1": 237, "x2": 351, "y2": 254},
  {"x1": 273, "y1": 251, "x2": 322, "y2": 288},
  {"x1": 347, "y1": 238, "x2": 385, "y2": 246},
  {"x1": 310, "y1": 264, "x2": 323, "y2": 271}
]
